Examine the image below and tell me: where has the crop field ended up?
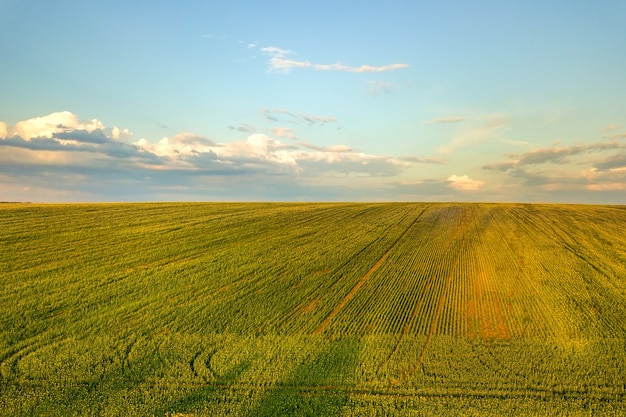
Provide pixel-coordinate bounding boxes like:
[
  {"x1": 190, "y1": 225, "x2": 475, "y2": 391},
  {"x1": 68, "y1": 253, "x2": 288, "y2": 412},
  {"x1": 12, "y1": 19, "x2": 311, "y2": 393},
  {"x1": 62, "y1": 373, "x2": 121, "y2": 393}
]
[{"x1": 1, "y1": 202, "x2": 626, "y2": 416}]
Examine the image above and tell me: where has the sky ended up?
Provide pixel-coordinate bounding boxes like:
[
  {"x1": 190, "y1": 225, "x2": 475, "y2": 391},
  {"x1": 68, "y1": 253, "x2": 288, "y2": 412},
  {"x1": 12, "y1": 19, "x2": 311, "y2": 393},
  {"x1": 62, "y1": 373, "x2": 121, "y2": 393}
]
[{"x1": 1, "y1": 1, "x2": 625, "y2": 203}]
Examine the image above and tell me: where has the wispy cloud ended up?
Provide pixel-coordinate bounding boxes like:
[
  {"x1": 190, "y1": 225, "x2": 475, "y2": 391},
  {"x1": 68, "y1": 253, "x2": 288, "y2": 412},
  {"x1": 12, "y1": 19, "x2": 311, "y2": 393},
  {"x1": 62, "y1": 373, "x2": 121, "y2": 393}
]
[
  {"x1": 484, "y1": 141, "x2": 626, "y2": 170},
  {"x1": 260, "y1": 46, "x2": 409, "y2": 73},
  {"x1": 593, "y1": 152, "x2": 626, "y2": 170},
  {"x1": 270, "y1": 127, "x2": 296, "y2": 140},
  {"x1": 501, "y1": 138, "x2": 531, "y2": 147},
  {"x1": 261, "y1": 109, "x2": 337, "y2": 126},
  {"x1": 201, "y1": 33, "x2": 226, "y2": 40},
  {"x1": 299, "y1": 142, "x2": 352, "y2": 153},
  {"x1": 368, "y1": 81, "x2": 394, "y2": 95},
  {"x1": 227, "y1": 123, "x2": 256, "y2": 133},
  {"x1": 439, "y1": 115, "x2": 511, "y2": 154},
  {"x1": 422, "y1": 116, "x2": 465, "y2": 125},
  {"x1": 400, "y1": 156, "x2": 444, "y2": 164}
]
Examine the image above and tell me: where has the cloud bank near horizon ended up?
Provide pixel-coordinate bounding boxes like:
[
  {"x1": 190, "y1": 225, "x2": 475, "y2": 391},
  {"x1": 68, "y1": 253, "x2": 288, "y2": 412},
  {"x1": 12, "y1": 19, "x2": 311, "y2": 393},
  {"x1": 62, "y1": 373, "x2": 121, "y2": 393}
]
[
  {"x1": 2, "y1": 111, "x2": 626, "y2": 203},
  {"x1": 0, "y1": 111, "x2": 426, "y2": 201}
]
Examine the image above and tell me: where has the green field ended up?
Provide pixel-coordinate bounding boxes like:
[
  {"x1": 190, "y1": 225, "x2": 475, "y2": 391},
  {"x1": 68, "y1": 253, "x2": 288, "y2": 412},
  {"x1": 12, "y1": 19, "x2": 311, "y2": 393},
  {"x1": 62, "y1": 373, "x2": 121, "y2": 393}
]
[{"x1": 1, "y1": 203, "x2": 626, "y2": 416}]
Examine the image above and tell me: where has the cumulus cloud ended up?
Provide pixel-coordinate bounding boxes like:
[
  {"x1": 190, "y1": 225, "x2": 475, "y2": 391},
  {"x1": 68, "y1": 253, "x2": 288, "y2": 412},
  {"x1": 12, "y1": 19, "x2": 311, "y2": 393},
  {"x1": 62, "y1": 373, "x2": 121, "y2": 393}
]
[
  {"x1": 8, "y1": 111, "x2": 104, "y2": 140},
  {"x1": 211, "y1": 133, "x2": 298, "y2": 166},
  {"x1": 111, "y1": 126, "x2": 132, "y2": 141},
  {"x1": 136, "y1": 133, "x2": 218, "y2": 158},
  {"x1": 1, "y1": 111, "x2": 132, "y2": 144},
  {"x1": 53, "y1": 129, "x2": 109, "y2": 144},
  {"x1": 0, "y1": 113, "x2": 157, "y2": 166},
  {"x1": 295, "y1": 152, "x2": 409, "y2": 178},
  {"x1": 1, "y1": 131, "x2": 160, "y2": 164},
  {"x1": 10, "y1": 111, "x2": 625, "y2": 203},
  {"x1": 133, "y1": 128, "x2": 406, "y2": 178},
  {"x1": 1, "y1": 112, "x2": 410, "y2": 182},
  {"x1": 261, "y1": 46, "x2": 409, "y2": 73},
  {"x1": 447, "y1": 175, "x2": 485, "y2": 191}
]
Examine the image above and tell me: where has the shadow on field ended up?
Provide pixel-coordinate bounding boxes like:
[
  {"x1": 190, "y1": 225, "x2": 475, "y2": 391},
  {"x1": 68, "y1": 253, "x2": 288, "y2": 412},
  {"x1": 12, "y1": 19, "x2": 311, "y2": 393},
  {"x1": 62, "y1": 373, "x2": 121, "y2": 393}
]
[
  {"x1": 248, "y1": 336, "x2": 360, "y2": 417},
  {"x1": 157, "y1": 358, "x2": 253, "y2": 416}
]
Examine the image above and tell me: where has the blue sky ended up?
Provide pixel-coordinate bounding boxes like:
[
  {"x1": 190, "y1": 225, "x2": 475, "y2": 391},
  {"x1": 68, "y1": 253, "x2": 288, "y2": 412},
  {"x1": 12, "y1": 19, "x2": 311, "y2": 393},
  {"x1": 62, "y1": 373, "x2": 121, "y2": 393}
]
[{"x1": 1, "y1": 1, "x2": 625, "y2": 202}]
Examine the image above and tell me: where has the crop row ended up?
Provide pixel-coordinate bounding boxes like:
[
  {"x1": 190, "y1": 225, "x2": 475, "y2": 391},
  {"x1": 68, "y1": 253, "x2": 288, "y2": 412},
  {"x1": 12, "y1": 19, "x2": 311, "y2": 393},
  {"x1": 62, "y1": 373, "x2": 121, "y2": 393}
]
[{"x1": 2, "y1": 203, "x2": 626, "y2": 415}]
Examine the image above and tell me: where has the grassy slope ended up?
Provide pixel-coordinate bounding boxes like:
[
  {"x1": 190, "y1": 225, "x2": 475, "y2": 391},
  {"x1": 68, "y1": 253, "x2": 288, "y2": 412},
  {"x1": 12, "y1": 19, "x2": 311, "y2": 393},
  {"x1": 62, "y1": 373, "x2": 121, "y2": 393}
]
[{"x1": 1, "y1": 203, "x2": 625, "y2": 416}]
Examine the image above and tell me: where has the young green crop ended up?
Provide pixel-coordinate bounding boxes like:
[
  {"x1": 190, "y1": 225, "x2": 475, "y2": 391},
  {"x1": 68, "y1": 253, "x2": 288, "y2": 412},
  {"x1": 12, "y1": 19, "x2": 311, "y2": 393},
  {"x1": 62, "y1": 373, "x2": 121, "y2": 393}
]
[{"x1": 1, "y1": 202, "x2": 625, "y2": 416}]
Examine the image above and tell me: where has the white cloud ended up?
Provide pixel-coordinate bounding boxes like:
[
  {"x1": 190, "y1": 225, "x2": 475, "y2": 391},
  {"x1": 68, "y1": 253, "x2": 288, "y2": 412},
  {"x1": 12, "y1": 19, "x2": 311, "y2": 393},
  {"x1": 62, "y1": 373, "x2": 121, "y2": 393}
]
[
  {"x1": 1, "y1": 111, "x2": 133, "y2": 144},
  {"x1": 324, "y1": 145, "x2": 352, "y2": 153},
  {"x1": 261, "y1": 46, "x2": 409, "y2": 73},
  {"x1": 299, "y1": 142, "x2": 353, "y2": 152},
  {"x1": 136, "y1": 133, "x2": 217, "y2": 158},
  {"x1": 5, "y1": 111, "x2": 626, "y2": 203},
  {"x1": 447, "y1": 174, "x2": 486, "y2": 191},
  {"x1": 260, "y1": 46, "x2": 290, "y2": 56},
  {"x1": 4, "y1": 112, "x2": 407, "y2": 182},
  {"x1": 216, "y1": 133, "x2": 296, "y2": 165},
  {"x1": 422, "y1": 116, "x2": 465, "y2": 125},
  {"x1": 134, "y1": 129, "x2": 409, "y2": 178},
  {"x1": 10, "y1": 111, "x2": 104, "y2": 140},
  {"x1": 111, "y1": 126, "x2": 132, "y2": 141}
]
